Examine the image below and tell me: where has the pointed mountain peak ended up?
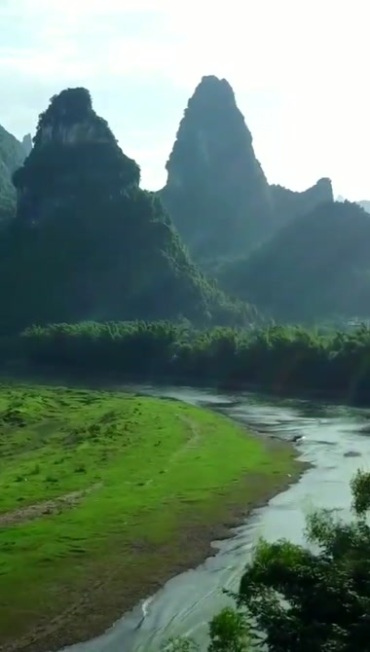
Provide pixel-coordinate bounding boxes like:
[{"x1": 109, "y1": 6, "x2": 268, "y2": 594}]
[
  {"x1": 314, "y1": 177, "x2": 333, "y2": 197},
  {"x1": 13, "y1": 87, "x2": 140, "y2": 223},
  {"x1": 162, "y1": 76, "x2": 271, "y2": 260},
  {"x1": 33, "y1": 87, "x2": 115, "y2": 149},
  {"x1": 190, "y1": 75, "x2": 237, "y2": 104}
]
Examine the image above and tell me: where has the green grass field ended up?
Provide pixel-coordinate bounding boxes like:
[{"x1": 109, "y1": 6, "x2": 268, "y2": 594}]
[{"x1": 0, "y1": 383, "x2": 302, "y2": 651}]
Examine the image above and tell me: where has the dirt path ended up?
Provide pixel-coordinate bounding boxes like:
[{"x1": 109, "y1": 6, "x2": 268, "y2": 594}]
[
  {"x1": 169, "y1": 415, "x2": 201, "y2": 461},
  {"x1": 0, "y1": 484, "x2": 101, "y2": 528},
  {"x1": 142, "y1": 414, "x2": 200, "y2": 489}
]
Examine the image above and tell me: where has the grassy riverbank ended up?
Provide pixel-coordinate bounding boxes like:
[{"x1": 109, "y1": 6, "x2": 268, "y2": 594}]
[{"x1": 0, "y1": 383, "x2": 302, "y2": 652}]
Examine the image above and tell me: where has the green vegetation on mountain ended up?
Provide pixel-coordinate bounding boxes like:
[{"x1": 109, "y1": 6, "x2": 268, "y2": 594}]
[
  {"x1": 217, "y1": 201, "x2": 370, "y2": 322},
  {"x1": 0, "y1": 124, "x2": 27, "y2": 222},
  {"x1": 160, "y1": 76, "x2": 333, "y2": 267},
  {"x1": 0, "y1": 87, "x2": 256, "y2": 334},
  {"x1": 11, "y1": 319, "x2": 370, "y2": 402},
  {"x1": 270, "y1": 177, "x2": 333, "y2": 229},
  {"x1": 161, "y1": 75, "x2": 274, "y2": 261},
  {"x1": 0, "y1": 383, "x2": 299, "y2": 650}
]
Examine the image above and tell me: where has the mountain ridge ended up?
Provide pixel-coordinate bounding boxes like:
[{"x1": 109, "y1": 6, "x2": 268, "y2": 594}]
[{"x1": 217, "y1": 200, "x2": 370, "y2": 322}]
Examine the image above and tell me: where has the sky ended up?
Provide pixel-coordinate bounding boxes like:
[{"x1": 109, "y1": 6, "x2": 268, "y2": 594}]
[{"x1": 1, "y1": 0, "x2": 369, "y2": 200}]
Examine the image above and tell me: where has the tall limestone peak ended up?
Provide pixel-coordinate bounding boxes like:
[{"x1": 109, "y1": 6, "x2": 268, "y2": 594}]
[
  {"x1": 21, "y1": 133, "x2": 32, "y2": 156},
  {"x1": 1, "y1": 87, "x2": 252, "y2": 332},
  {"x1": 161, "y1": 77, "x2": 335, "y2": 264},
  {"x1": 161, "y1": 75, "x2": 273, "y2": 261},
  {"x1": 165, "y1": 75, "x2": 258, "y2": 182},
  {"x1": 13, "y1": 87, "x2": 140, "y2": 223}
]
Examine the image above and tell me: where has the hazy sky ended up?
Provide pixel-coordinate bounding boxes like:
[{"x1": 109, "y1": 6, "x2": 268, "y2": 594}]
[{"x1": 1, "y1": 0, "x2": 369, "y2": 199}]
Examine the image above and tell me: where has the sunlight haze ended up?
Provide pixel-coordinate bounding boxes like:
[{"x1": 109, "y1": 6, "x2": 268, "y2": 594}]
[{"x1": 1, "y1": 0, "x2": 369, "y2": 199}]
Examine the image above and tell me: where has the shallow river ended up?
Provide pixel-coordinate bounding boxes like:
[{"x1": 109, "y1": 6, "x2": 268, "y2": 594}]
[{"x1": 59, "y1": 386, "x2": 370, "y2": 652}]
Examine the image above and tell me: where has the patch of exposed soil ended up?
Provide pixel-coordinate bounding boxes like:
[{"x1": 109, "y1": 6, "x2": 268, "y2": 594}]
[{"x1": 0, "y1": 484, "x2": 101, "y2": 528}]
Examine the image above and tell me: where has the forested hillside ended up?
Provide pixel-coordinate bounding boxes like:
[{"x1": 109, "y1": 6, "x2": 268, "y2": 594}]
[
  {"x1": 270, "y1": 177, "x2": 333, "y2": 230},
  {"x1": 0, "y1": 87, "x2": 255, "y2": 335},
  {"x1": 217, "y1": 201, "x2": 370, "y2": 322}
]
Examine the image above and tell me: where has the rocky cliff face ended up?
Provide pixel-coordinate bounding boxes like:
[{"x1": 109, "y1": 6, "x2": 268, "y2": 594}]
[
  {"x1": 0, "y1": 124, "x2": 27, "y2": 221},
  {"x1": 1, "y1": 87, "x2": 253, "y2": 333},
  {"x1": 161, "y1": 75, "x2": 274, "y2": 261},
  {"x1": 21, "y1": 134, "x2": 32, "y2": 156}
]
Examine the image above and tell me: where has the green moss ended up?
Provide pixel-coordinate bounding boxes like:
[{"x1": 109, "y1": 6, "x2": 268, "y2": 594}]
[{"x1": 0, "y1": 384, "x2": 301, "y2": 648}]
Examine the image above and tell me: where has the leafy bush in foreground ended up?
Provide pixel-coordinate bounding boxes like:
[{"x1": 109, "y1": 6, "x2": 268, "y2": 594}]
[
  {"x1": 236, "y1": 469, "x2": 370, "y2": 651},
  {"x1": 161, "y1": 607, "x2": 249, "y2": 652},
  {"x1": 165, "y1": 470, "x2": 370, "y2": 651}
]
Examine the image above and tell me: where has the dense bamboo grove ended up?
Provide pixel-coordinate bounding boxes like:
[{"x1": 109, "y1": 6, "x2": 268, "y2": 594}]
[{"x1": 15, "y1": 321, "x2": 370, "y2": 400}]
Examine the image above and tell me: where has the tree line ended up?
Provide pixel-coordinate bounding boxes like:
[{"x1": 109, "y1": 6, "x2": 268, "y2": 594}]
[{"x1": 10, "y1": 320, "x2": 370, "y2": 402}]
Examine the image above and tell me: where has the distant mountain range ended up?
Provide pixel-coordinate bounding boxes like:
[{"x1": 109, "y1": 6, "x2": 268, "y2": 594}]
[{"x1": 0, "y1": 78, "x2": 369, "y2": 328}]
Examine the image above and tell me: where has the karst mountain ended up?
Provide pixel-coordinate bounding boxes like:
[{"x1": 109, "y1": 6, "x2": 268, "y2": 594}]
[
  {"x1": 161, "y1": 75, "x2": 333, "y2": 265},
  {"x1": 0, "y1": 87, "x2": 254, "y2": 334}
]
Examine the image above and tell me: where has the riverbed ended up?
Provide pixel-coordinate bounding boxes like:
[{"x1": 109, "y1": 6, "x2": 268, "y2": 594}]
[{"x1": 59, "y1": 385, "x2": 370, "y2": 652}]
